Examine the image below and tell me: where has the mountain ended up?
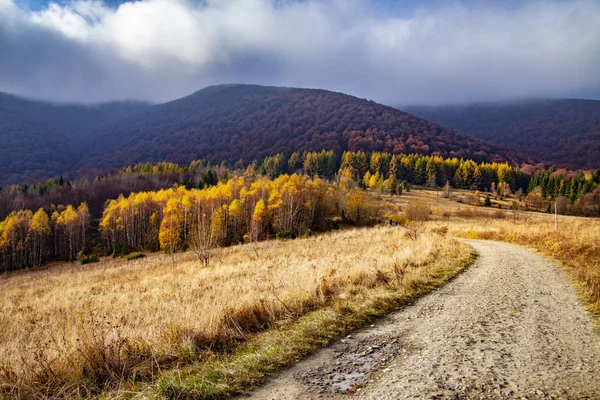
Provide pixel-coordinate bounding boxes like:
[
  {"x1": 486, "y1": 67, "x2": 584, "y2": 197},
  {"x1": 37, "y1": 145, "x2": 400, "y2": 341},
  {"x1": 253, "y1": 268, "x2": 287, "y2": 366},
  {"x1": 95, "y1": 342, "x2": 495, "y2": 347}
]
[
  {"x1": 78, "y1": 84, "x2": 526, "y2": 174},
  {"x1": 404, "y1": 99, "x2": 600, "y2": 170},
  {"x1": 0, "y1": 92, "x2": 150, "y2": 185},
  {"x1": 1, "y1": 84, "x2": 527, "y2": 186}
]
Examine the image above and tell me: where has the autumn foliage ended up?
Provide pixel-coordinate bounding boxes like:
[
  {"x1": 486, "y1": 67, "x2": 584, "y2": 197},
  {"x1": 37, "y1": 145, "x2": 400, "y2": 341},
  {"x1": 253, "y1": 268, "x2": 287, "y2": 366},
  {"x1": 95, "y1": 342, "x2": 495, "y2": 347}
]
[
  {"x1": 1, "y1": 149, "x2": 599, "y2": 272},
  {"x1": 78, "y1": 84, "x2": 523, "y2": 175},
  {"x1": 98, "y1": 174, "x2": 342, "y2": 262},
  {"x1": 0, "y1": 203, "x2": 89, "y2": 271}
]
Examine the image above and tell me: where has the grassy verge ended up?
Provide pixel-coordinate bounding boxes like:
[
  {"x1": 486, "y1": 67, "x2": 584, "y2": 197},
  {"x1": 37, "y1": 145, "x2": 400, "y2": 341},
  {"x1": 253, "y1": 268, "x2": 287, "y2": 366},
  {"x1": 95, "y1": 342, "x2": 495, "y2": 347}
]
[{"x1": 133, "y1": 241, "x2": 475, "y2": 399}]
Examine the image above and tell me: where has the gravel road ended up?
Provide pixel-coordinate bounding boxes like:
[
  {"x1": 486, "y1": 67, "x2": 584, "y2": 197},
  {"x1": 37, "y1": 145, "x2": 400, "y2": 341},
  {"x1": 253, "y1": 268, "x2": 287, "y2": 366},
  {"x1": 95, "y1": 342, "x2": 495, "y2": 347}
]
[{"x1": 242, "y1": 240, "x2": 600, "y2": 399}]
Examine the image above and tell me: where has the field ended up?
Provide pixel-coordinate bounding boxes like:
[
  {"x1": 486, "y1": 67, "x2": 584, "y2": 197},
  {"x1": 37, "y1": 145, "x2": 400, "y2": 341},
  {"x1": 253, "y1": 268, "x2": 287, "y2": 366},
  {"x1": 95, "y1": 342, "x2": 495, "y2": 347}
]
[
  {"x1": 0, "y1": 223, "x2": 472, "y2": 398},
  {"x1": 1, "y1": 187, "x2": 598, "y2": 399}
]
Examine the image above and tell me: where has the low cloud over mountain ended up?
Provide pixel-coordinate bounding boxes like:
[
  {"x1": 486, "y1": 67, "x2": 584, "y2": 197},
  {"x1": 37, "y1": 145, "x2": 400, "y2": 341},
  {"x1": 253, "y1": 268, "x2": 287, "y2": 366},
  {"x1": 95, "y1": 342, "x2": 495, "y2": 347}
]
[{"x1": 1, "y1": 0, "x2": 599, "y2": 104}]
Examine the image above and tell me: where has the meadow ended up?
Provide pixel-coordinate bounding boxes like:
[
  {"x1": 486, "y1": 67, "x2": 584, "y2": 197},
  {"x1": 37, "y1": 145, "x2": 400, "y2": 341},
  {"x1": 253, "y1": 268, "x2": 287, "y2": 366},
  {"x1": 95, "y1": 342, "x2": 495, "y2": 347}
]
[
  {"x1": 1, "y1": 187, "x2": 598, "y2": 399},
  {"x1": 0, "y1": 223, "x2": 472, "y2": 398}
]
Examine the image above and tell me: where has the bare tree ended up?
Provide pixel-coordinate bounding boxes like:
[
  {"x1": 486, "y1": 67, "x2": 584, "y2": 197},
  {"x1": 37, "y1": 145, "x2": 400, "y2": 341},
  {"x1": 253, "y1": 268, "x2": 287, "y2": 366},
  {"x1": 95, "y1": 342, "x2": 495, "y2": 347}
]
[{"x1": 190, "y1": 215, "x2": 217, "y2": 267}]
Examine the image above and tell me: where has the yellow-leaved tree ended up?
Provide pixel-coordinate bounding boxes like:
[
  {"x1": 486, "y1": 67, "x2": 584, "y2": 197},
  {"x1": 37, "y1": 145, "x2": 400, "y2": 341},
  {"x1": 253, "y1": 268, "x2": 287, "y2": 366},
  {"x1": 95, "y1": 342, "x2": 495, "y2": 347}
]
[
  {"x1": 30, "y1": 208, "x2": 50, "y2": 266},
  {"x1": 250, "y1": 198, "x2": 267, "y2": 244},
  {"x1": 344, "y1": 190, "x2": 377, "y2": 226},
  {"x1": 159, "y1": 198, "x2": 182, "y2": 264}
]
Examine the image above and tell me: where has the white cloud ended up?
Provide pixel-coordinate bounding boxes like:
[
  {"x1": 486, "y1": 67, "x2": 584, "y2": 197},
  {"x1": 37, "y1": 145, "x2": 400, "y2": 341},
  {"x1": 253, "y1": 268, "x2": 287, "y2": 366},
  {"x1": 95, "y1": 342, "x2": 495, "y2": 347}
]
[{"x1": 0, "y1": 0, "x2": 599, "y2": 104}]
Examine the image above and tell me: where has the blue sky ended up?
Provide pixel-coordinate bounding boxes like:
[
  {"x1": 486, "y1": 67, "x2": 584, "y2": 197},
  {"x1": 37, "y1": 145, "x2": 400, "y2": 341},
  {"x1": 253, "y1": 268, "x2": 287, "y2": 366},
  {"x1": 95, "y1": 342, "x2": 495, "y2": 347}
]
[
  {"x1": 18, "y1": 0, "x2": 124, "y2": 10},
  {"x1": 1, "y1": 0, "x2": 599, "y2": 104}
]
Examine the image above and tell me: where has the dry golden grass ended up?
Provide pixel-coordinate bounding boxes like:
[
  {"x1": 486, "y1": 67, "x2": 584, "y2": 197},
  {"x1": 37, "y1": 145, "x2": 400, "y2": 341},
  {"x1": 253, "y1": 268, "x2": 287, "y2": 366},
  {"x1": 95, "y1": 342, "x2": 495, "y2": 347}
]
[{"x1": 0, "y1": 225, "x2": 471, "y2": 398}]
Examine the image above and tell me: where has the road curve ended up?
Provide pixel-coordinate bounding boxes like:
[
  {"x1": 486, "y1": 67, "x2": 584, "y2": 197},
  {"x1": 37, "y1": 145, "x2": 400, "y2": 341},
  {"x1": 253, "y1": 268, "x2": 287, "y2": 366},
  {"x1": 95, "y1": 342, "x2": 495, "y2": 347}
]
[{"x1": 241, "y1": 240, "x2": 600, "y2": 399}]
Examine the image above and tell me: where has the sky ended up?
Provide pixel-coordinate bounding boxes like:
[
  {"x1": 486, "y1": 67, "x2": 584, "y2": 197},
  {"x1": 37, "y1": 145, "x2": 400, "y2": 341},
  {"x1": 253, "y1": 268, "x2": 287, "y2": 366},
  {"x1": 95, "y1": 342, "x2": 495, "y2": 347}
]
[{"x1": 1, "y1": 0, "x2": 599, "y2": 105}]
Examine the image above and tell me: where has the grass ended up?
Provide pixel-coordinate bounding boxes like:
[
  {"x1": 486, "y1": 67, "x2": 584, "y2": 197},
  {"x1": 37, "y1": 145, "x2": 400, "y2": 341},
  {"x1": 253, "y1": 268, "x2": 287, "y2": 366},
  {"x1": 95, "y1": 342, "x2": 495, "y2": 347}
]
[
  {"x1": 148, "y1": 236, "x2": 474, "y2": 399},
  {"x1": 0, "y1": 225, "x2": 473, "y2": 398},
  {"x1": 125, "y1": 252, "x2": 146, "y2": 261},
  {"x1": 81, "y1": 254, "x2": 100, "y2": 265}
]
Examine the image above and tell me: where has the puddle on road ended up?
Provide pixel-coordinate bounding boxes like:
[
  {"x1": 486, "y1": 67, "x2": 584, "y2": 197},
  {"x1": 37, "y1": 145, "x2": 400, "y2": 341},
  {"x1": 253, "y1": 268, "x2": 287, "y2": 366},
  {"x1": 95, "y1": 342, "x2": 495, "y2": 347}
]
[{"x1": 296, "y1": 336, "x2": 403, "y2": 394}]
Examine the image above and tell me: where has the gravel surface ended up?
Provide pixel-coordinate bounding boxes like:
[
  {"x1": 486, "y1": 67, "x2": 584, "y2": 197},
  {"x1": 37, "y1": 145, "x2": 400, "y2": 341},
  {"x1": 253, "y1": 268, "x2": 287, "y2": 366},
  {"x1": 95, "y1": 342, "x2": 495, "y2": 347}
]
[{"x1": 241, "y1": 240, "x2": 600, "y2": 399}]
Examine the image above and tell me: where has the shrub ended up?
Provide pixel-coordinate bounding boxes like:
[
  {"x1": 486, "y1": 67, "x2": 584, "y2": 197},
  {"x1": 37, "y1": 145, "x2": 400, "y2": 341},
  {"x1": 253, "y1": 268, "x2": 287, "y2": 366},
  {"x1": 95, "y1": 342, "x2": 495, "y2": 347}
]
[
  {"x1": 344, "y1": 190, "x2": 379, "y2": 225},
  {"x1": 431, "y1": 226, "x2": 449, "y2": 237},
  {"x1": 484, "y1": 195, "x2": 492, "y2": 207},
  {"x1": 126, "y1": 252, "x2": 146, "y2": 261},
  {"x1": 81, "y1": 254, "x2": 100, "y2": 265},
  {"x1": 492, "y1": 209, "x2": 504, "y2": 219},
  {"x1": 405, "y1": 200, "x2": 431, "y2": 221}
]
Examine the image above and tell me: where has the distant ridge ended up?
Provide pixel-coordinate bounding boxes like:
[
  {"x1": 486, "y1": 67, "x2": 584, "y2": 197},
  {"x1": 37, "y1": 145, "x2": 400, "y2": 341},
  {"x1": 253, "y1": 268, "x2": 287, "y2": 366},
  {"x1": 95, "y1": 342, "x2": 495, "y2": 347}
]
[
  {"x1": 0, "y1": 92, "x2": 150, "y2": 185},
  {"x1": 405, "y1": 99, "x2": 600, "y2": 170}
]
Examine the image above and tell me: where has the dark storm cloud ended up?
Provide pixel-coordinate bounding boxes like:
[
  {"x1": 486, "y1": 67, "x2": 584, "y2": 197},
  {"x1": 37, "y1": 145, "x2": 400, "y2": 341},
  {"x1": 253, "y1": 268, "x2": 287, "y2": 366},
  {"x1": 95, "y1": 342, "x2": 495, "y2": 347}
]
[{"x1": 1, "y1": 0, "x2": 599, "y2": 104}]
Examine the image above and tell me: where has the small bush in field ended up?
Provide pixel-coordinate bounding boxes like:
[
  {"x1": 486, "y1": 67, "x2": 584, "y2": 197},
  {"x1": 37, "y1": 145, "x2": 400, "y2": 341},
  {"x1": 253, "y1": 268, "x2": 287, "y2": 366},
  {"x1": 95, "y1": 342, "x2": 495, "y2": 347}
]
[
  {"x1": 81, "y1": 255, "x2": 100, "y2": 265},
  {"x1": 431, "y1": 226, "x2": 449, "y2": 237},
  {"x1": 126, "y1": 252, "x2": 146, "y2": 260},
  {"x1": 405, "y1": 200, "x2": 431, "y2": 221}
]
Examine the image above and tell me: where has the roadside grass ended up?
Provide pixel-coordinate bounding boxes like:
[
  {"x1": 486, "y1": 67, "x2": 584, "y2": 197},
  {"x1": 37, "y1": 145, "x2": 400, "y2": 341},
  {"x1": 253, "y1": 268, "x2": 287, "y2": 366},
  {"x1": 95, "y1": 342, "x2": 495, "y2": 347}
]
[{"x1": 0, "y1": 226, "x2": 473, "y2": 399}]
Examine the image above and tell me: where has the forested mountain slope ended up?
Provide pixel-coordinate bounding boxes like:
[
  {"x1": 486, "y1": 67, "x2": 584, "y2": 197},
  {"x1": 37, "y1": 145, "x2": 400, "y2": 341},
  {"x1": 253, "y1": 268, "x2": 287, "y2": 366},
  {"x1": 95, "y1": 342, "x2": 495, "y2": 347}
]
[
  {"x1": 404, "y1": 99, "x2": 600, "y2": 170},
  {"x1": 1, "y1": 85, "x2": 528, "y2": 186},
  {"x1": 78, "y1": 84, "x2": 527, "y2": 174},
  {"x1": 0, "y1": 92, "x2": 149, "y2": 185}
]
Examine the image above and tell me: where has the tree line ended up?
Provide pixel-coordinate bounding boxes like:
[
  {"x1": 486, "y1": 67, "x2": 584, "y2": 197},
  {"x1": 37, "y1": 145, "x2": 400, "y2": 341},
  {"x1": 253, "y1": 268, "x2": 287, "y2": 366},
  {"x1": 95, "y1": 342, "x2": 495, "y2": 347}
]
[
  {"x1": 99, "y1": 174, "x2": 376, "y2": 264},
  {"x1": 1, "y1": 150, "x2": 599, "y2": 271},
  {"x1": 4, "y1": 150, "x2": 598, "y2": 224},
  {"x1": 523, "y1": 169, "x2": 600, "y2": 216},
  {"x1": 0, "y1": 203, "x2": 90, "y2": 271},
  {"x1": 1, "y1": 172, "x2": 377, "y2": 271}
]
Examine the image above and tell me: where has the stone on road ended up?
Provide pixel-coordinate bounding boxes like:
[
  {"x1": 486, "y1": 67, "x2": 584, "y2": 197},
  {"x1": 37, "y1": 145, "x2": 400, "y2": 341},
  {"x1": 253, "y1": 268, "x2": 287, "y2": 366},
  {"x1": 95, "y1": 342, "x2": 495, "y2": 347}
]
[{"x1": 241, "y1": 240, "x2": 600, "y2": 399}]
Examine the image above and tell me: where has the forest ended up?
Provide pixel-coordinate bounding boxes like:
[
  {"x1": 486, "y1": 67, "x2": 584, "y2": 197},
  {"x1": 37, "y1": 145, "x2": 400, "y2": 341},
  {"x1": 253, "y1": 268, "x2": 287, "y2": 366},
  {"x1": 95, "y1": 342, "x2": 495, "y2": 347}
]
[
  {"x1": 1, "y1": 150, "x2": 599, "y2": 272},
  {"x1": 0, "y1": 91, "x2": 149, "y2": 185},
  {"x1": 79, "y1": 85, "x2": 526, "y2": 175},
  {"x1": 406, "y1": 99, "x2": 600, "y2": 170},
  {"x1": 0, "y1": 85, "x2": 526, "y2": 186}
]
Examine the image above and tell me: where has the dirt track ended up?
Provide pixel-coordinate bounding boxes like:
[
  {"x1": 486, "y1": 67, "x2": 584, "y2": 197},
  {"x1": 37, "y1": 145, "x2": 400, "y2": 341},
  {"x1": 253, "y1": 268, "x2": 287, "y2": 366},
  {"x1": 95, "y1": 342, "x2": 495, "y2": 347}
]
[{"x1": 242, "y1": 240, "x2": 600, "y2": 399}]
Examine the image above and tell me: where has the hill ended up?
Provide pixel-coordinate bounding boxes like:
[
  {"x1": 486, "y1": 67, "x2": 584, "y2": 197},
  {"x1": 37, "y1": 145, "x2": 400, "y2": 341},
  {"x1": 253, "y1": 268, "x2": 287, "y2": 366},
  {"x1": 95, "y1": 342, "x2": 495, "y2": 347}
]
[
  {"x1": 404, "y1": 99, "x2": 600, "y2": 170},
  {"x1": 1, "y1": 85, "x2": 527, "y2": 186},
  {"x1": 78, "y1": 84, "x2": 526, "y2": 174},
  {"x1": 0, "y1": 92, "x2": 150, "y2": 185}
]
